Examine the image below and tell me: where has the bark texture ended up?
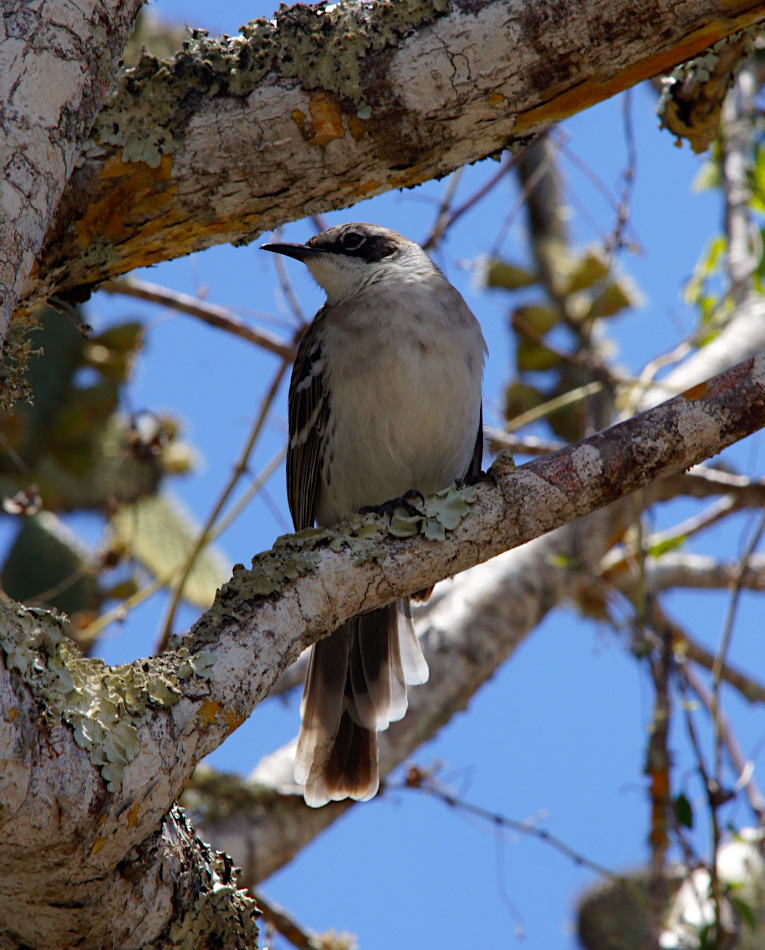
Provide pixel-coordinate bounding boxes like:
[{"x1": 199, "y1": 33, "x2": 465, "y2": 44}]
[
  {"x1": 0, "y1": 0, "x2": 144, "y2": 338},
  {"x1": 18, "y1": 0, "x2": 765, "y2": 314}
]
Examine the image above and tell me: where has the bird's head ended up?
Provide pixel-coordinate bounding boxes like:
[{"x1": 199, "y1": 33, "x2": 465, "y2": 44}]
[{"x1": 261, "y1": 223, "x2": 429, "y2": 304}]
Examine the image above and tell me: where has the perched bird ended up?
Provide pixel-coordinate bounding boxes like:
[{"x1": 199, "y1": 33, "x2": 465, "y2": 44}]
[{"x1": 262, "y1": 222, "x2": 487, "y2": 807}]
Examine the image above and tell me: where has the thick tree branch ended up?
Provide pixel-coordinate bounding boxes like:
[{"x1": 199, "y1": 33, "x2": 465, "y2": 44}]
[
  {"x1": 642, "y1": 551, "x2": 765, "y2": 593},
  {"x1": 19, "y1": 0, "x2": 765, "y2": 313},
  {"x1": 0, "y1": 0, "x2": 144, "y2": 339}
]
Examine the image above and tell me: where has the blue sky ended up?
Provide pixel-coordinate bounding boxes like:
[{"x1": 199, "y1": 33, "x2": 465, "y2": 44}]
[{"x1": 68, "y1": 2, "x2": 765, "y2": 947}]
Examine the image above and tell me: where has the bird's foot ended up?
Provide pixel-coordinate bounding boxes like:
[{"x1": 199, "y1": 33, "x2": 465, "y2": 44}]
[
  {"x1": 361, "y1": 489, "x2": 426, "y2": 519},
  {"x1": 457, "y1": 469, "x2": 498, "y2": 488}
]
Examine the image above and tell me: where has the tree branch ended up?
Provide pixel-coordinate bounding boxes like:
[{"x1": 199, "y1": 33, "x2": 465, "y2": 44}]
[
  {"x1": 641, "y1": 551, "x2": 765, "y2": 594},
  {"x1": 101, "y1": 278, "x2": 295, "y2": 359},
  {"x1": 19, "y1": 0, "x2": 765, "y2": 313},
  {"x1": 0, "y1": 0, "x2": 144, "y2": 339}
]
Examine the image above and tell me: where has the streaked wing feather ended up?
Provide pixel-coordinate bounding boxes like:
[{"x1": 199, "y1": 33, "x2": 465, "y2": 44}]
[{"x1": 287, "y1": 310, "x2": 330, "y2": 531}]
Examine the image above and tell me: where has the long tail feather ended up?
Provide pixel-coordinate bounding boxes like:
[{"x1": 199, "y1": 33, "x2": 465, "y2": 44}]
[{"x1": 295, "y1": 597, "x2": 429, "y2": 806}]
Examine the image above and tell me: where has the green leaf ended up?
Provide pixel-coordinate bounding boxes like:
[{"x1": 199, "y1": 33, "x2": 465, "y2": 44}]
[
  {"x1": 692, "y1": 160, "x2": 721, "y2": 192},
  {"x1": 0, "y1": 511, "x2": 99, "y2": 620},
  {"x1": 673, "y1": 792, "x2": 693, "y2": 829},
  {"x1": 504, "y1": 382, "x2": 545, "y2": 422},
  {"x1": 683, "y1": 234, "x2": 726, "y2": 310},
  {"x1": 587, "y1": 277, "x2": 642, "y2": 319},
  {"x1": 512, "y1": 304, "x2": 558, "y2": 336},
  {"x1": 83, "y1": 322, "x2": 144, "y2": 382},
  {"x1": 751, "y1": 144, "x2": 765, "y2": 210},
  {"x1": 110, "y1": 493, "x2": 229, "y2": 608},
  {"x1": 516, "y1": 341, "x2": 563, "y2": 372},
  {"x1": 728, "y1": 895, "x2": 757, "y2": 931},
  {"x1": 647, "y1": 534, "x2": 687, "y2": 558},
  {"x1": 482, "y1": 258, "x2": 538, "y2": 291},
  {"x1": 562, "y1": 248, "x2": 610, "y2": 293}
]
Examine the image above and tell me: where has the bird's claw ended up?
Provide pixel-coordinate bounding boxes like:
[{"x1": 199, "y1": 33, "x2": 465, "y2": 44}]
[{"x1": 360, "y1": 489, "x2": 425, "y2": 519}]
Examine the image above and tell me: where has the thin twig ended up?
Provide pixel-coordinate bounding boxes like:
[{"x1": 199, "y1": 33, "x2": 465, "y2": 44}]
[
  {"x1": 636, "y1": 526, "x2": 673, "y2": 948},
  {"x1": 709, "y1": 510, "x2": 765, "y2": 839},
  {"x1": 421, "y1": 167, "x2": 463, "y2": 251},
  {"x1": 656, "y1": 467, "x2": 765, "y2": 506},
  {"x1": 683, "y1": 664, "x2": 765, "y2": 824},
  {"x1": 485, "y1": 429, "x2": 566, "y2": 457},
  {"x1": 711, "y1": 510, "x2": 765, "y2": 698},
  {"x1": 154, "y1": 357, "x2": 291, "y2": 652},
  {"x1": 397, "y1": 768, "x2": 637, "y2": 891},
  {"x1": 252, "y1": 889, "x2": 353, "y2": 950},
  {"x1": 422, "y1": 152, "x2": 524, "y2": 250},
  {"x1": 490, "y1": 133, "x2": 566, "y2": 257},
  {"x1": 503, "y1": 382, "x2": 603, "y2": 433},
  {"x1": 601, "y1": 496, "x2": 739, "y2": 576},
  {"x1": 272, "y1": 248, "x2": 307, "y2": 327},
  {"x1": 645, "y1": 602, "x2": 765, "y2": 706},
  {"x1": 558, "y1": 137, "x2": 643, "y2": 254},
  {"x1": 80, "y1": 448, "x2": 286, "y2": 643},
  {"x1": 101, "y1": 278, "x2": 294, "y2": 359}
]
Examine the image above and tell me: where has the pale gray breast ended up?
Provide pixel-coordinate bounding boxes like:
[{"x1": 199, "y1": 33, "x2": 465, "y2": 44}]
[{"x1": 313, "y1": 279, "x2": 485, "y2": 526}]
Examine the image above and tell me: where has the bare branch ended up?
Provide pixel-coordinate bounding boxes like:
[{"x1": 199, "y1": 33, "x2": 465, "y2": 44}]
[
  {"x1": 101, "y1": 278, "x2": 295, "y2": 359},
  {"x1": 683, "y1": 665, "x2": 765, "y2": 824},
  {"x1": 155, "y1": 357, "x2": 292, "y2": 651},
  {"x1": 646, "y1": 601, "x2": 765, "y2": 706},
  {"x1": 642, "y1": 551, "x2": 765, "y2": 592},
  {"x1": 486, "y1": 428, "x2": 567, "y2": 457},
  {"x1": 253, "y1": 890, "x2": 348, "y2": 950},
  {"x1": 653, "y1": 466, "x2": 765, "y2": 505}
]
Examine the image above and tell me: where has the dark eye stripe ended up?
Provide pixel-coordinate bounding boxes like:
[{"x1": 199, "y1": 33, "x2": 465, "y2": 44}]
[
  {"x1": 307, "y1": 226, "x2": 400, "y2": 262},
  {"x1": 342, "y1": 232, "x2": 366, "y2": 249}
]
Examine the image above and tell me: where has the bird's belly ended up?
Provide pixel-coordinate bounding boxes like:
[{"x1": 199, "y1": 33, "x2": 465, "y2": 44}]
[{"x1": 314, "y1": 342, "x2": 480, "y2": 526}]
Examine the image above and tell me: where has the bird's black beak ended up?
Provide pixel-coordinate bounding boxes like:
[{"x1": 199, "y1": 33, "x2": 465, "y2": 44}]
[{"x1": 260, "y1": 241, "x2": 324, "y2": 262}]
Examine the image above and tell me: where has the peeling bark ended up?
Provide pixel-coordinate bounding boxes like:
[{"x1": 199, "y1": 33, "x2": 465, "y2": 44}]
[{"x1": 17, "y1": 0, "x2": 765, "y2": 314}]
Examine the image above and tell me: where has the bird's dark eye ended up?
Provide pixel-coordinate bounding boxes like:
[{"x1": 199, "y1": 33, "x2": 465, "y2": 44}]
[{"x1": 341, "y1": 231, "x2": 366, "y2": 250}]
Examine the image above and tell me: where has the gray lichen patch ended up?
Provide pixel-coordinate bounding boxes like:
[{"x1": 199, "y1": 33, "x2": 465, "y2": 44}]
[
  {"x1": 247, "y1": 483, "x2": 479, "y2": 580},
  {"x1": 0, "y1": 603, "x2": 214, "y2": 792},
  {"x1": 239, "y1": 0, "x2": 451, "y2": 104},
  {"x1": 92, "y1": 0, "x2": 452, "y2": 164},
  {"x1": 341, "y1": 482, "x2": 480, "y2": 545},
  {"x1": 145, "y1": 808, "x2": 260, "y2": 950}
]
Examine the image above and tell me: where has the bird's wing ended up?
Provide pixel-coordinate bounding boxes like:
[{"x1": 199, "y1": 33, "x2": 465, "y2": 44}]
[{"x1": 287, "y1": 309, "x2": 331, "y2": 530}]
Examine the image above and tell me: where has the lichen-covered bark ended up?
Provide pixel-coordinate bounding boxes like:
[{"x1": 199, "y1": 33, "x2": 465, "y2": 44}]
[
  {"x1": 0, "y1": 0, "x2": 144, "y2": 340},
  {"x1": 1, "y1": 350, "x2": 764, "y2": 948},
  {"x1": 18, "y1": 0, "x2": 765, "y2": 314}
]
